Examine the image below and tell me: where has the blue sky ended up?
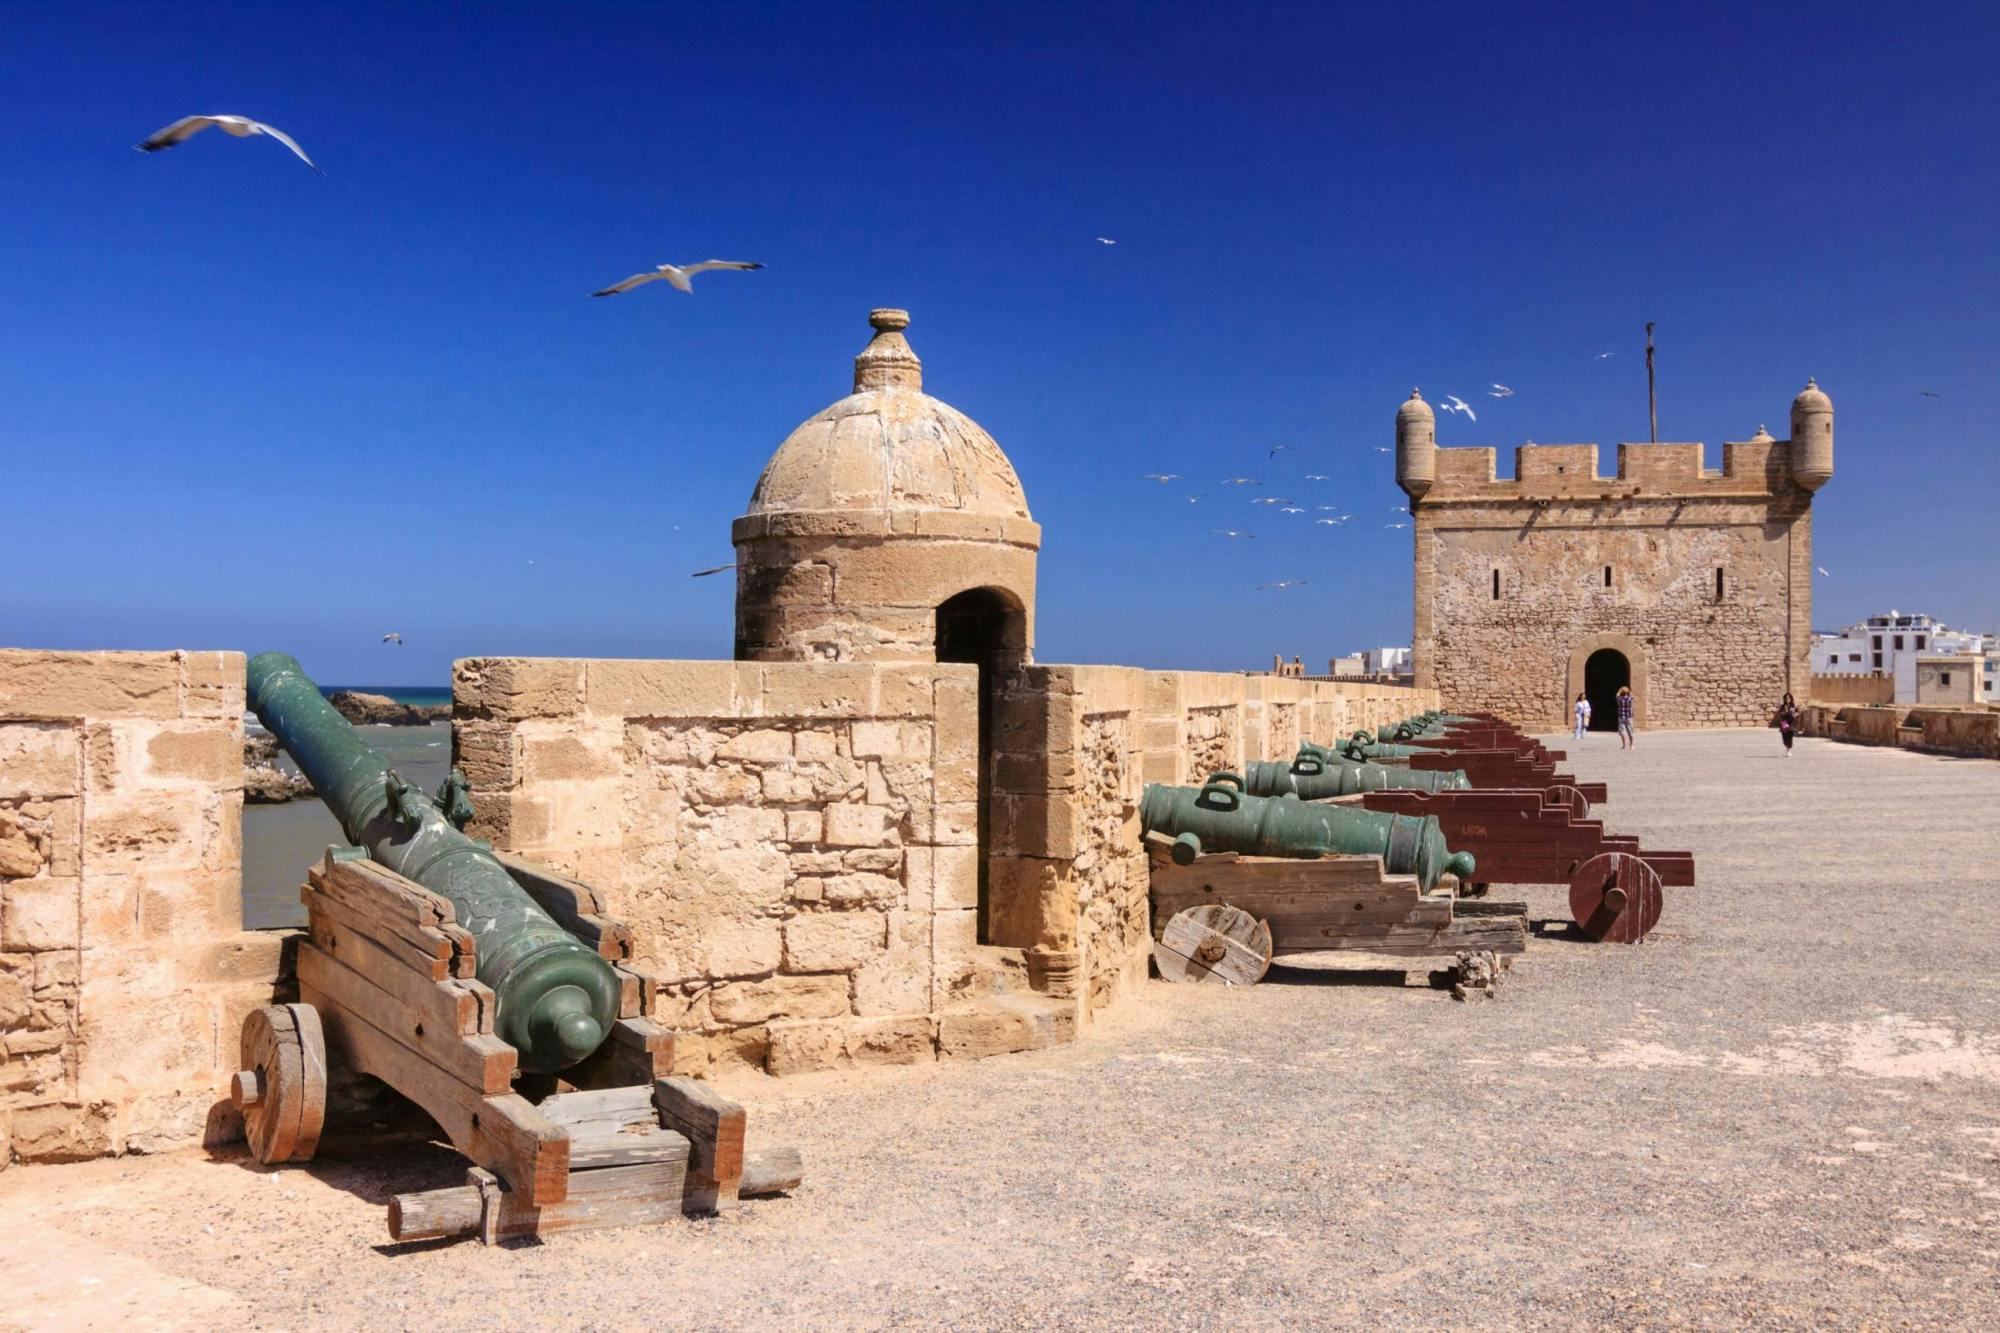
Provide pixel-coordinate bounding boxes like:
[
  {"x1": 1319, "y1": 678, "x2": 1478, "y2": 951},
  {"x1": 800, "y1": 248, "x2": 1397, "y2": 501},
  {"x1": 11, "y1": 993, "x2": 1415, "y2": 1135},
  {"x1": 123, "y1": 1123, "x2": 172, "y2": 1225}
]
[{"x1": 4, "y1": 1, "x2": 1994, "y2": 684}]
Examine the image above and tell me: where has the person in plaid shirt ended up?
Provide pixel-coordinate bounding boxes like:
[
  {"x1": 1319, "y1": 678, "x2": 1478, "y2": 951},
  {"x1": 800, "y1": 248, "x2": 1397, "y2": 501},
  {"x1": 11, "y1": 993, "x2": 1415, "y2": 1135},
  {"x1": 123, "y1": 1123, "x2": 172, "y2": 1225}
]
[{"x1": 1616, "y1": 685, "x2": 1635, "y2": 749}]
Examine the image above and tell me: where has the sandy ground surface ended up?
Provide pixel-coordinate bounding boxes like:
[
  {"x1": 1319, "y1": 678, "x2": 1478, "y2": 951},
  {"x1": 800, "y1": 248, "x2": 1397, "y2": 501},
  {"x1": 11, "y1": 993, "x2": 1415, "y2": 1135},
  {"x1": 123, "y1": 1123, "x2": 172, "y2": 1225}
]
[{"x1": 4, "y1": 728, "x2": 1997, "y2": 1331}]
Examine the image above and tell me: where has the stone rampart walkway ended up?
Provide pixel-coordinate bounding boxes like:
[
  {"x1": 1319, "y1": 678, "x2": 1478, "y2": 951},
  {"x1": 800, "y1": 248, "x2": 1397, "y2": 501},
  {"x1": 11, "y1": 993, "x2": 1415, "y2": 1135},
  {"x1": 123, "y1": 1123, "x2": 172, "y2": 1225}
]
[{"x1": 3, "y1": 729, "x2": 1996, "y2": 1328}]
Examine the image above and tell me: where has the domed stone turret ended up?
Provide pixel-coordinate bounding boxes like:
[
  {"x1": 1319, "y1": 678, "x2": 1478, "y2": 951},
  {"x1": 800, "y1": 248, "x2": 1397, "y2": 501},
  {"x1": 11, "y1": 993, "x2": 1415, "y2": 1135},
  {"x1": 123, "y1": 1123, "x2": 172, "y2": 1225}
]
[
  {"x1": 1396, "y1": 389, "x2": 1436, "y2": 501},
  {"x1": 732, "y1": 309, "x2": 1040, "y2": 663},
  {"x1": 1788, "y1": 377, "x2": 1833, "y2": 491}
]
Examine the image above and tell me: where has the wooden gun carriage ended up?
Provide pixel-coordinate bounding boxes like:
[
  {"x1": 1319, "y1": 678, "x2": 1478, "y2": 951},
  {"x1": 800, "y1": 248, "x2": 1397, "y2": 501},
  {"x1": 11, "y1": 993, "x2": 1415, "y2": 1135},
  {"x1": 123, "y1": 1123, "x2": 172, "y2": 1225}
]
[{"x1": 231, "y1": 849, "x2": 800, "y2": 1245}]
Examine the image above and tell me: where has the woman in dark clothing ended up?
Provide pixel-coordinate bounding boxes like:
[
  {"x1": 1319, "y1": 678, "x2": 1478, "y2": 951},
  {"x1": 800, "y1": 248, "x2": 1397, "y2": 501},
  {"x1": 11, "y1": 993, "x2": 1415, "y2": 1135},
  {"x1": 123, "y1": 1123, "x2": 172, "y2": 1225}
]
[{"x1": 1775, "y1": 693, "x2": 1800, "y2": 755}]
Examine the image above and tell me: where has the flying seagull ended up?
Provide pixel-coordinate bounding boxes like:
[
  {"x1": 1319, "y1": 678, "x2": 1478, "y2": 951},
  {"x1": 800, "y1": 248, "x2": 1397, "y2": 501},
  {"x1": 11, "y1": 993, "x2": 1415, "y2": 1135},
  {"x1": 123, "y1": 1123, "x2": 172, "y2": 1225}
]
[
  {"x1": 1211, "y1": 530, "x2": 1256, "y2": 539},
  {"x1": 1303, "y1": 473, "x2": 1330, "y2": 481},
  {"x1": 1268, "y1": 444, "x2": 1290, "y2": 458},
  {"x1": 1184, "y1": 494, "x2": 1202, "y2": 503},
  {"x1": 691, "y1": 563, "x2": 740, "y2": 577},
  {"x1": 1257, "y1": 580, "x2": 1307, "y2": 590},
  {"x1": 1489, "y1": 384, "x2": 1514, "y2": 398},
  {"x1": 1595, "y1": 352, "x2": 1615, "y2": 360},
  {"x1": 1918, "y1": 390, "x2": 1941, "y2": 399},
  {"x1": 1816, "y1": 566, "x2": 1831, "y2": 577},
  {"x1": 1250, "y1": 496, "x2": 1291, "y2": 505},
  {"x1": 1315, "y1": 504, "x2": 1339, "y2": 511},
  {"x1": 1096, "y1": 237, "x2": 1117, "y2": 245},
  {"x1": 135, "y1": 115, "x2": 321, "y2": 173},
  {"x1": 1314, "y1": 518, "x2": 1342, "y2": 526},
  {"x1": 1390, "y1": 505, "x2": 1408, "y2": 513},
  {"x1": 1384, "y1": 522, "x2": 1408, "y2": 529},
  {"x1": 1280, "y1": 507, "x2": 1305, "y2": 514},
  {"x1": 1373, "y1": 446, "x2": 1392, "y2": 454},
  {"x1": 1440, "y1": 394, "x2": 1478, "y2": 421},
  {"x1": 1220, "y1": 477, "x2": 1262, "y2": 486},
  {"x1": 593, "y1": 261, "x2": 764, "y2": 296},
  {"x1": 381, "y1": 632, "x2": 403, "y2": 645},
  {"x1": 1141, "y1": 473, "x2": 1183, "y2": 482}
]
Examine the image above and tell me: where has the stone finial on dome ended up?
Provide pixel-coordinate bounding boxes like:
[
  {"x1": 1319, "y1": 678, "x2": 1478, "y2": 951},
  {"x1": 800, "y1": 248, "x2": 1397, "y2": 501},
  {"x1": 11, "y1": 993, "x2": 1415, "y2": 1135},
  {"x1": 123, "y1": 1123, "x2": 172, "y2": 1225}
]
[
  {"x1": 1750, "y1": 424, "x2": 1774, "y2": 443},
  {"x1": 854, "y1": 307, "x2": 922, "y2": 393},
  {"x1": 1397, "y1": 388, "x2": 1434, "y2": 424}
]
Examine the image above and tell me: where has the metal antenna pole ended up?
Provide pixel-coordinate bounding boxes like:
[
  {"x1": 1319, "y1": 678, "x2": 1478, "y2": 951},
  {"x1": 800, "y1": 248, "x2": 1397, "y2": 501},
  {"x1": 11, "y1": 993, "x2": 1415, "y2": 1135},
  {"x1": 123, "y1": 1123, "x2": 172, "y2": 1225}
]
[{"x1": 1645, "y1": 321, "x2": 1658, "y2": 443}]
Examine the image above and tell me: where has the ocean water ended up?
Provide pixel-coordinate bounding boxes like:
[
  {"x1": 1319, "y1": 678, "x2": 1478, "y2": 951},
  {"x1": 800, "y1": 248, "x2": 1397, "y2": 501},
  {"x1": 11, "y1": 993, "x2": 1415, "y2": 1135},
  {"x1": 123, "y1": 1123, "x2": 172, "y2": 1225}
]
[{"x1": 240, "y1": 686, "x2": 453, "y2": 930}]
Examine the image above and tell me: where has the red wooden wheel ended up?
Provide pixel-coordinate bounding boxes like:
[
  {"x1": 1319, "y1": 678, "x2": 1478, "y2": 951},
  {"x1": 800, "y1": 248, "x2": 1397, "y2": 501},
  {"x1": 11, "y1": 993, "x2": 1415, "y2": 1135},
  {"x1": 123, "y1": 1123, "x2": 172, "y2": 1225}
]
[
  {"x1": 1542, "y1": 784, "x2": 1589, "y2": 821},
  {"x1": 1568, "y1": 852, "x2": 1663, "y2": 944}
]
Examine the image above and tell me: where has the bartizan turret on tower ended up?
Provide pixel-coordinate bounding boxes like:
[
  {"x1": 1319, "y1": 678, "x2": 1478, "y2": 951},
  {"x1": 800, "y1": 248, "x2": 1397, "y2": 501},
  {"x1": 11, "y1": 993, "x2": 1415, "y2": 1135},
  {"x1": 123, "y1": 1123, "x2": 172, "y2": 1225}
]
[
  {"x1": 1395, "y1": 389, "x2": 1436, "y2": 501},
  {"x1": 732, "y1": 308, "x2": 1040, "y2": 664},
  {"x1": 1789, "y1": 376, "x2": 1834, "y2": 490},
  {"x1": 1398, "y1": 378, "x2": 1832, "y2": 728}
]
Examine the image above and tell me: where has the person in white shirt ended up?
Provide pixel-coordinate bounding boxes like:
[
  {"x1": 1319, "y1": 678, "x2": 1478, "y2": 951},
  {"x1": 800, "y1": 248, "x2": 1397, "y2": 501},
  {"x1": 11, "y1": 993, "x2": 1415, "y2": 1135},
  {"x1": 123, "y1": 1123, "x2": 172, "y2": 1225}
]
[{"x1": 1573, "y1": 692, "x2": 1592, "y2": 739}]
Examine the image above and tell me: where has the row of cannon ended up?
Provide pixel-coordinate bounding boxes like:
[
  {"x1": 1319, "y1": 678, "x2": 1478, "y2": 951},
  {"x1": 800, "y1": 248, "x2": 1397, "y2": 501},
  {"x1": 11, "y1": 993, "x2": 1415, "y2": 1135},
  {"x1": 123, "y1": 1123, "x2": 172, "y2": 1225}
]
[{"x1": 1140, "y1": 707, "x2": 1692, "y2": 945}]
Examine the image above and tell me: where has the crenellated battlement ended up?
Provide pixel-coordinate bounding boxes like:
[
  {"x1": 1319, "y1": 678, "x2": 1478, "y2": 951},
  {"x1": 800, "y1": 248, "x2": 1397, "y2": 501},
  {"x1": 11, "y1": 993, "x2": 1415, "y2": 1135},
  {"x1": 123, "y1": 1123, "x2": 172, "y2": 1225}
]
[{"x1": 1421, "y1": 435, "x2": 1801, "y2": 503}]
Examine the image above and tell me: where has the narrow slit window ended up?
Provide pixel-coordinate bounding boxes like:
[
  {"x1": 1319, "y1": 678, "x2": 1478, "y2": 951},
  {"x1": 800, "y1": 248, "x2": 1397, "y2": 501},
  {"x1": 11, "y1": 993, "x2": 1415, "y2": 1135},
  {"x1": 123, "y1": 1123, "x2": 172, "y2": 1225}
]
[
  {"x1": 1603, "y1": 565, "x2": 1612, "y2": 588},
  {"x1": 1492, "y1": 569, "x2": 1501, "y2": 600},
  {"x1": 1715, "y1": 567, "x2": 1725, "y2": 600}
]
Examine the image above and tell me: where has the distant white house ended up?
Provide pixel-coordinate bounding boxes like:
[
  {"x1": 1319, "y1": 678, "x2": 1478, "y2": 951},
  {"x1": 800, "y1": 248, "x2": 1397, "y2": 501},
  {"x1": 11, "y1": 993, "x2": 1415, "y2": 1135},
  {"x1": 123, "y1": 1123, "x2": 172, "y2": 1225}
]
[{"x1": 1811, "y1": 610, "x2": 1995, "y2": 703}]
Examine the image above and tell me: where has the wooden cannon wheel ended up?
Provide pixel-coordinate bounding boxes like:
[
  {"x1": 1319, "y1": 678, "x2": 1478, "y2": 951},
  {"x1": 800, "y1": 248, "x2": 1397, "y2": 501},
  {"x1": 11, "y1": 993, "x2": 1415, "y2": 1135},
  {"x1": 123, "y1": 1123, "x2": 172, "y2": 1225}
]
[
  {"x1": 233, "y1": 1003, "x2": 328, "y2": 1164},
  {"x1": 1154, "y1": 904, "x2": 1273, "y2": 985},
  {"x1": 1568, "y1": 852, "x2": 1664, "y2": 944},
  {"x1": 1543, "y1": 784, "x2": 1590, "y2": 821}
]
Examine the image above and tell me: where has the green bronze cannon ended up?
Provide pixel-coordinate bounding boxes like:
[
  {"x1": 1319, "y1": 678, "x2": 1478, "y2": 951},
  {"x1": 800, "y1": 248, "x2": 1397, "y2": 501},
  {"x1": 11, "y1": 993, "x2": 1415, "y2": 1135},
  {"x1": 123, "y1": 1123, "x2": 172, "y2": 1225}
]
[
  {"x1": 1243, "y1": 750, "x2": 1469, "y2": 798},
  {"x1": 247, "y1": 652, "x2": 620, "y2": 1074},
  {"x1": 1140, "y1": 773, "x2": 1475, "y2": 891},
  {"x1": 1306, "y1": 735, "x2": 1430, "y2": 763}
]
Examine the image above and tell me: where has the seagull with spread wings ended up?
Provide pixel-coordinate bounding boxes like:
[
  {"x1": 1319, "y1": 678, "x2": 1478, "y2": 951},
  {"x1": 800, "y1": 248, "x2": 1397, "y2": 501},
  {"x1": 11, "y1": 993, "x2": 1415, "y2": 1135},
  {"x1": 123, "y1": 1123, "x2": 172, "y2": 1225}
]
[
  {"x1": 1096, "y1": 237, "x2": 1117, "y2": 245},
  {"x1": 1211, "y1": 530, "x2": 1256, "y2": 539},
  {"x1": 1141, "y1": 473, "x2": 1183, "y2": 482},
  {"x1": 691, "y1": 563, "x2": 741, "y2": 577},
  {"x1": 381, "y1": 632, "x2": 403, "y2": 645},
  {"x1": 1250, "y1": 496, "x2": 1291, "y2": 506},
  {"x1": 1489, "y1": 384, "x2": 1514, "y2": 398},
  {"x1": 1268, "y1": 444, "x2": 1290, "y2": 459},
  {"x1": 1257, "y1": 579, "x2": 1307, "y2": 590},
  {"x1": 1816, "y1": 566, "x2": 1831, "y2": 577},
  {"x1": 1384, "y1": 522, "x2": 1408, "y2": 529},
  {"x1": 1303, "y1": 473, "x2": 1330, "y2": 481},
  {"x1": 1220, "y1": 477, "x2": 1262, "y2": 486},
  {"x1": 593, "y1": 260, "x2": 764, "y2": 296},
  {"x1": 136, "y1": 114, "x2": 321, "y2": 173},
  {"x1": 1440, "y1": 395, "x2": 1478, "y2": 421}
]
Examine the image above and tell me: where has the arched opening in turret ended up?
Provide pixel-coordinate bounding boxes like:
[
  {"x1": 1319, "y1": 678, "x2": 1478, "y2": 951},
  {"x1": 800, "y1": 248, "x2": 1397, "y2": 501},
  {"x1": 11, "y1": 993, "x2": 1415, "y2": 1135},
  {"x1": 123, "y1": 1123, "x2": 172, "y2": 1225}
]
[
  {"x1": 936, "y1": 587, "x2": 1026, "y2": 944},
  {"x1": 1584, "y1": 649, "x2": 1629, "y2": 732}
]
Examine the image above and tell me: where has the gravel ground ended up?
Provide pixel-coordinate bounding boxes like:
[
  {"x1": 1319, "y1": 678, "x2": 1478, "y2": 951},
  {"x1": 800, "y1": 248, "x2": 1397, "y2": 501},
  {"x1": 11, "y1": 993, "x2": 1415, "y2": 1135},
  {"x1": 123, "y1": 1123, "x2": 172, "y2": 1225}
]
[{"x1": 5, "y1": 728, "x2": 1997, "y2": 1330}]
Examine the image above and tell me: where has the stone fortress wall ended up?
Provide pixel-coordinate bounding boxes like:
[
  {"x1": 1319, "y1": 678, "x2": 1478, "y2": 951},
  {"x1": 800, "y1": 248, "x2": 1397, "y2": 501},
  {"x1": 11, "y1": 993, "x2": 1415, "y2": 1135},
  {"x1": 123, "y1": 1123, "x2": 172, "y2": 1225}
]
[
  {"x1": 1398, "y1": 383, "x2": 1831, "y2": 730},
  {"x1": 454, "y1": 656, "x2": 1434, "y2": 1079},
  {"x1": 0, "y1": 651, "x2": 289, "y2": 1168}
]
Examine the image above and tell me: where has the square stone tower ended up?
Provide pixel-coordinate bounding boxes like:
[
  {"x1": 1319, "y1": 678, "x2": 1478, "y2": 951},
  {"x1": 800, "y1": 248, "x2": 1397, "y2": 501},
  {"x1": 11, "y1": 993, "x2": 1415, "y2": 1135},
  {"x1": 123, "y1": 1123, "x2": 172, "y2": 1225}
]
[{"x1": 1395, "y1": 381, "x2": 1833, "y2": 729}]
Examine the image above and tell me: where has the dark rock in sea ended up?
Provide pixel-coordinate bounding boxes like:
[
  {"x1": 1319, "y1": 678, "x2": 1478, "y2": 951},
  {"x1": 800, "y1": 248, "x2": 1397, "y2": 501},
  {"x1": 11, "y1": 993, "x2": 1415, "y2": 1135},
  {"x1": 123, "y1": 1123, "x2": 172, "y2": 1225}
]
[
  {"x1": 325, "y1": 690, "x2": 451, "y2": 726},
  {"x1": 244, "y1": 733, "x2": 315, "y2": 803}
]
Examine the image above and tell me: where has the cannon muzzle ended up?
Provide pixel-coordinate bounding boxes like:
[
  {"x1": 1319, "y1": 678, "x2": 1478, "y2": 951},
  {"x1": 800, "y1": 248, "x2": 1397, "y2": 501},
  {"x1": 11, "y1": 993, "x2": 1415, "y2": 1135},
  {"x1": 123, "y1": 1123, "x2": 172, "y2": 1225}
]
[
  {"x1": 1140, "y1": 773, "x2": 1475, "y2": 892},
  {"x1": 247, "y1": 652, "x2": 620, "y2": 1073}
]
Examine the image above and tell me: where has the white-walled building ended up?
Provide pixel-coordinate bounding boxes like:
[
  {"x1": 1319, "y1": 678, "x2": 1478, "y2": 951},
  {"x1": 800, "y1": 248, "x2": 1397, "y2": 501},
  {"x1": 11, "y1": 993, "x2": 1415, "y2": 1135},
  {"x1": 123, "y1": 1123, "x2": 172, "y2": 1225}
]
[{"x1": 1811, "y1": 611, "x2": 1995, "y2": 703}]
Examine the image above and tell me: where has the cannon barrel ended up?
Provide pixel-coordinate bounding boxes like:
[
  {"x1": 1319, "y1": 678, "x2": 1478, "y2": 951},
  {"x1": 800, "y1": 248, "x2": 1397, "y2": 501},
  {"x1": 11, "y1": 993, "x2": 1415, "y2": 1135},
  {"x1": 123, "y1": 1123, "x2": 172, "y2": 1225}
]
[
  {"x1": 1141, "y1": 774, "x2": 1475, "y2": 892},
  {"x1": 1303, "y1": 737, "x2": 1428, "y2": 764},
  {"x1": 1244, "y1": 752, "x2": 1469, "y2": 798},
  {"x1": 247, "y1": 652, "x2": 620, "y2": 1073}
]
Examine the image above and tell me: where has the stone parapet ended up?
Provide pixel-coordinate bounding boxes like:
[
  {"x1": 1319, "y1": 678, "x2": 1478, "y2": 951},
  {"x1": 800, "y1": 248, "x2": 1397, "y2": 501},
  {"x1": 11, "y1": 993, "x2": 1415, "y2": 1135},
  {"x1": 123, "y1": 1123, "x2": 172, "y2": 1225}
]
[
  {"x1": 1799, "y1": 703, "x2": 1999, "y2": 759},
  {"x1": 1, "y1": 649, "x2": 287, "y2": 1168}
]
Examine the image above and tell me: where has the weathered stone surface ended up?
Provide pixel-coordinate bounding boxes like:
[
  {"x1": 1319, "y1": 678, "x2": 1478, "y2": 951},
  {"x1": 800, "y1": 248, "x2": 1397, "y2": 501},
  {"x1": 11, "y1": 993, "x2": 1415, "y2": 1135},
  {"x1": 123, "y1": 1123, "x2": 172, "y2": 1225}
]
[
  {"x1": 824, "y1": 802, "x2": 892, "y2": 848},
  {"x1": 325, "y1": 691, "x2": 449, "y2": 726},
  {"x1": 0, "y1": 652, "x2": 181, "y2": 721},
  {"x1": 704, "y1": 919, "x2": 783, "y2": 978},
  {"x1": 0, "y1": 723, "x2": 81, "y2": 799},
  {"x1": 709, "y1": 974, "x2": 851, "y2": 1025},
  {"x1": 783, "y1": 911, "x2": 887, "y2": 972},
  {"x1": 0, "y1": 812, "x2": 44, "y2": 879},
  {"x1": 2, "y1": 877, "x2": 79, "y2": 950},
  {"x1": 454, "y1": 658, "x2": 582, "y2": 720},
  {"x1": 10, "y1": 1101, "x2": 117, "y2": 1163},
  {"x1": 938, "y1": 996, "x2": 1076, "y2": 1060}
]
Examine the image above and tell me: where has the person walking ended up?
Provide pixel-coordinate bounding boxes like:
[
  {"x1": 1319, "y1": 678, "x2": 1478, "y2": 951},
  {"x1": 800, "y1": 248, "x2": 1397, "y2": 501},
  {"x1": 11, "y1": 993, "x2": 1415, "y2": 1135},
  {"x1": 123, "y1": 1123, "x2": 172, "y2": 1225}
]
[
  {"x1": 1573, "y1": 691, "x2": 1591, "y2": 739},
  {"x1": 1775, "y1": 692, "x2": 1800, "y2": 756},
  {"x1": 1616, "y1": 685, "x2": 1635, "y2": 749}
]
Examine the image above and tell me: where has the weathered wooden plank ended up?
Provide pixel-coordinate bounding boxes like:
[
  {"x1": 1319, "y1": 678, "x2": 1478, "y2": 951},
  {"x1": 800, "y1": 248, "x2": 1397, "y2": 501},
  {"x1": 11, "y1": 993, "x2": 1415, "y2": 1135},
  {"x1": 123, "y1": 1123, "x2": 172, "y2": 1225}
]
[
  {"x1": 493, "y1": 852, "x2": 635, "y2": 961},
  {"x1": 297, "y1": 943, "x2": 515, "y2": 1093},
  {"x1": 567, "y1": 1121, "x2": 692, "y2": 1170},
  {"x1": 303, "y1": 887, "x2": 452, "y2": 971},
  {"x1": 300, "y1": 914, "x2": 486, "y2": 1034},
  {"x1": 1271, "y1": 914, "x2": 1526, "y2": 956},
  {"x1": 303, "y1": 982, "x2": 566, "y2": 1206},
  {"x1": 306, "y1": 897, "x2": 448, "y2": 982},
  {"x1": 311, "y1": 857, "x2": 479, "y2": 974},
  {"x1": 539, "y1": 1085, "x2": 656, "y2": 1129},
  {"x1": 654, "y1": 1077, "x2": 746, "y2": 1214}
]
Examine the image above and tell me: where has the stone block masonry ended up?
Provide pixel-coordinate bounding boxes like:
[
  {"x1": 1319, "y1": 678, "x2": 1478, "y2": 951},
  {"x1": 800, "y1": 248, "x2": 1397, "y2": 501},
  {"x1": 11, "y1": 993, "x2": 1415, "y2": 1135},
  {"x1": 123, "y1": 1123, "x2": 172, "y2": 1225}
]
[
  {"x1": 455, "y1": 657, "x2": 977, "y2": 1079},
  {"x1": 1, "y1": 650, "x2": 291, "y2": 1168}
]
